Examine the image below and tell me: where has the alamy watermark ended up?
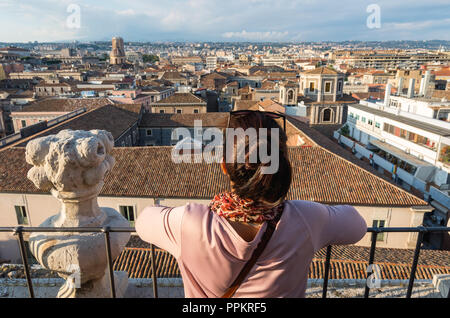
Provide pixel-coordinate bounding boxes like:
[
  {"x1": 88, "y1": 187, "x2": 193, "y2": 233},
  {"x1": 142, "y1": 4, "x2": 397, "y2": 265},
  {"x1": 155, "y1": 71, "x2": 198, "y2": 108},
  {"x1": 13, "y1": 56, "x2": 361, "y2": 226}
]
[
  {"x1": 66, "y1": 264, "x2": 81, "y2": 289},
  {"x1": 366, "y1": 264, "x2": 382, "y2": 288},
  {"x1": 66, "y1": 4, "x2": 81, "y2": 29},
  {"x1": 170, "y1": 120, "x2": 280, "y2": 175},
  {"x1": 366, "y1": 4, "x2": 381, "y2": 29}
]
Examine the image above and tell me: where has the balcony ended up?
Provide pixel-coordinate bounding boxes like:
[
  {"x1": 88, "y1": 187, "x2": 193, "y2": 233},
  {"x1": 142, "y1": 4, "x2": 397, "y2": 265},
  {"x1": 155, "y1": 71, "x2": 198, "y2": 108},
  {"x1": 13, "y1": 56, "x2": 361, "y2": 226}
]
[
  {"x1": 1, "y1": 129, "x2": 449, "y2": 299},
  {"x1": 0, "y1": 226, "x2": 449, "y2": 298}
]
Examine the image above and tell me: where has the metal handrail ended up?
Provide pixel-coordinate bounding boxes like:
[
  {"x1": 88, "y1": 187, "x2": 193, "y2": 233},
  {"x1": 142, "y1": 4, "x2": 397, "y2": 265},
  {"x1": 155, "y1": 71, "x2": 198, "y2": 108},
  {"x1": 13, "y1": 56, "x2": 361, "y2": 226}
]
[{"x1": 0, "y1": 226, "x2": 449, "y2": 299}]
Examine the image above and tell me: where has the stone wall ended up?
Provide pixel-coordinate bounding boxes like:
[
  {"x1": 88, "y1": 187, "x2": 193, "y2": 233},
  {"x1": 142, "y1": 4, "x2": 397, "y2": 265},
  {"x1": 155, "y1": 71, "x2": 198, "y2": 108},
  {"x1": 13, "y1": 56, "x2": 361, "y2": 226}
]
[{"x1": 1, "y1": 275, "x2": 446, "y2": 298}]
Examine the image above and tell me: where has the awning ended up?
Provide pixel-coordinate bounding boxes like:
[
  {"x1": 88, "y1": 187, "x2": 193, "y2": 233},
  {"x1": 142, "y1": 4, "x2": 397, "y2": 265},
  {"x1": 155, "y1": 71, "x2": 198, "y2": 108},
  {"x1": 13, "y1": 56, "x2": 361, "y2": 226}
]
[{"x1": 369, "y1": 139, "x2": 433, "y2": 168}]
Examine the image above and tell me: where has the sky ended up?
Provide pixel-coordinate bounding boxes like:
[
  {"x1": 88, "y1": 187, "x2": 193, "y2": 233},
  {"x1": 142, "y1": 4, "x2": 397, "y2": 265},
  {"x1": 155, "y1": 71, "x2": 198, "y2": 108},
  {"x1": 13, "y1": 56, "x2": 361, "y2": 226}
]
[{"x1": 0, "y1": 0, "x2": 449, "y2": 43}]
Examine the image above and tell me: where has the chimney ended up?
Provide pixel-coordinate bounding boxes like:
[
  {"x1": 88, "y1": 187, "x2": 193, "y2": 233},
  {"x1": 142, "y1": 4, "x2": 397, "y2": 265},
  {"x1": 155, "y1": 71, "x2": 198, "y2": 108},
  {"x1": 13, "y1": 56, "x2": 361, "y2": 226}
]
[
  {"x1": 398, "y1": 77, "x2": 404, "y2": 95},
  {"x1": 419, "y1": 77, "x2": 425, "y2": 96},
  {"x1": 384, "y1": 83, "x2": 392, "y2": 106},
  {"x1": 423, "y1": 70, "x2": 432, "y2": 97},
  {"x1": 407, "y1": 78, "x2": 415, "y2": 98}
]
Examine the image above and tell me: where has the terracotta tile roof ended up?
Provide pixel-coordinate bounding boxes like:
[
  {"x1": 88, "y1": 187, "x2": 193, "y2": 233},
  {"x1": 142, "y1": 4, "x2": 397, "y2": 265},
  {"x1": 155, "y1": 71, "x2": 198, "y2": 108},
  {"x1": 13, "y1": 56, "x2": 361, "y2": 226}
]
[
  {"x1": 352, "y1": 92, "x2": 385, "y2": 101},
  {"x1": 257, "y1": 99, "x2": 285, "y2": 113},
  {"x1": 160, "y1": 72, "x2": 186, "y2": 81},
  {"x1": 113, "y1": 247, "x2": 181, "y2": 278},
  {"x1": 35, "y1": 81, "x2": 71, "y2": 88},
  {"x1": 0, "y1": 146, "x2": 426, "y2": 206},
  {"x1": 16, "y1": 98, "x2": 112, "y2": 113},
  {"x1": 233, "y1": 100, "x2": 259, "y2": 111},
  {"x1": 260, "y1": 80, "x2": 277, "y2": 90},
  {"x1": 305, "y1": 67, "x2": 340, "y2": 75},
  {"x1": 286, "y1": 115, "x2": 413, "y2": 187},
  {"x1": 433, "y1": 67, "x2": 450, "y2": 77},
  {"x1": 113, "y1": 246, "x2": 450, "y2": 280},
  {"x1": 139, "y1": 113, "x2": 229, "y2": 128},
  {"x1": 13, "y1": 104, "x2": 139, "y2": 147},
  {"x1": 432, "y1": 90, "x2": 450, "y2": 100},
  {"x1": 314, "y1": 244, "x2": 450, "y2": 267},
  {"x1": 286, "y1": 147, "x2": 425, "y2": 206},
  {"x1": 152, "y1": 93, "x2": 206, "y2": 105}
]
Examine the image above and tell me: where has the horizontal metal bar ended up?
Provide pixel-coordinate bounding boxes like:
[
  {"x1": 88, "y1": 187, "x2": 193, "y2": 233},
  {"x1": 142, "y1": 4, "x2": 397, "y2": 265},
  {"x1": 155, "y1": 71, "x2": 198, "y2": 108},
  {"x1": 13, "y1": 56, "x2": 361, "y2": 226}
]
[
  {"x1": 0, "y1": 227, "x2": 137, "y2": 233},
  {"x1": 0, "y1": 226, "x2": 448, "y2": 233},
  {"x1": 366, "y1": 226, "x2": 450, "y2": 233}
]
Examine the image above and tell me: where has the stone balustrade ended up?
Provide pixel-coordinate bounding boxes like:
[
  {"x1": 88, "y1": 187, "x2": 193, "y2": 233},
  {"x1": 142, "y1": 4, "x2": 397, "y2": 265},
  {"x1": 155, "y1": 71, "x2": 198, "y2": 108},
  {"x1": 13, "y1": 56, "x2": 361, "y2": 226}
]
[{"x1": 25, "y1": 129, "x2": 131, "y2": 298}]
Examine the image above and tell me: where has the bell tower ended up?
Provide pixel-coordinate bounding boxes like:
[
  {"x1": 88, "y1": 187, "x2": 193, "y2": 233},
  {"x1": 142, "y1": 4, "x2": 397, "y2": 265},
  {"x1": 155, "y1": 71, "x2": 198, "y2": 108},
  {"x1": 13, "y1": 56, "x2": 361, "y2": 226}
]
[{"x1": 279, "y1": 81, "x2": 298, "y2": 106}]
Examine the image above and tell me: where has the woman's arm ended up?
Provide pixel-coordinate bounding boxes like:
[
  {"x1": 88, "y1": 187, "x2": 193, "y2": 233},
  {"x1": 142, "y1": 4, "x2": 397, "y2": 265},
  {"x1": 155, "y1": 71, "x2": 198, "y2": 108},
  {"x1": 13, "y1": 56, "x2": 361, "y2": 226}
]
[
  {"x1": 299, "y1": 201, "x2": 367, "y2": 251},
  {"x1": 135, "y1": 205, "x2": 184, "y2": 258}
]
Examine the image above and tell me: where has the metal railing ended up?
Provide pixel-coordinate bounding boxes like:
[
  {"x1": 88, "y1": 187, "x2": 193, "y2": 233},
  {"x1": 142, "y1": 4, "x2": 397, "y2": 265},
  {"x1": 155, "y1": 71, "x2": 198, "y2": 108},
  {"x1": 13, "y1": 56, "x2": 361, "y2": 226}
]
[{"x1": 0, "y1": 226, "x2": 449, "y2": 299}]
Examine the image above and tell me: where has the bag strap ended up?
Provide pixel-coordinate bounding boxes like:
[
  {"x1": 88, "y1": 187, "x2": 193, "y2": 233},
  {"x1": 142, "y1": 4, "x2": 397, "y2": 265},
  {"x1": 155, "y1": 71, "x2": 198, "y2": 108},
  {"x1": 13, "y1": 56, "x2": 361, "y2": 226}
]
[{"x1": 221, "y1": 205, "x2": 284, "y2": 298}]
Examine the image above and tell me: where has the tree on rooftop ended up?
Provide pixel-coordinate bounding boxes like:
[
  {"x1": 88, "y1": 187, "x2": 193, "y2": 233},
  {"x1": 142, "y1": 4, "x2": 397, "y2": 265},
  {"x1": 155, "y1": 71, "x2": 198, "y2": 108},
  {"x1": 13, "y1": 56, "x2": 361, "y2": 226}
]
[
  {"x1": 143, "y1": 54, "x2": 159, "y2": 64},
  {"x1": 340, "y1": 124, "x2": 350, "y2": 137}
]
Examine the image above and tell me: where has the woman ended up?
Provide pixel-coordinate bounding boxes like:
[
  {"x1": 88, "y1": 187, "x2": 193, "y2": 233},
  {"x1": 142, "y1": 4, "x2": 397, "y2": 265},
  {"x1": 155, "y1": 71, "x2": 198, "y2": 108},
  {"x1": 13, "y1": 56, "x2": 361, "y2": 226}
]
[{"x1": 136, "y1": 111, "x2": 367, "y2": 298}]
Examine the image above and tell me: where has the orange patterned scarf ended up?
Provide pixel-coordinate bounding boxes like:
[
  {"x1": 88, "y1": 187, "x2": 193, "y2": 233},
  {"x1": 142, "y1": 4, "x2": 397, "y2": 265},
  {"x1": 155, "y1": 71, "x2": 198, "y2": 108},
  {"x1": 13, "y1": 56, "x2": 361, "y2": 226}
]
[{"x1": 209, "y1": 192, "x2": 284, "y2": 224}]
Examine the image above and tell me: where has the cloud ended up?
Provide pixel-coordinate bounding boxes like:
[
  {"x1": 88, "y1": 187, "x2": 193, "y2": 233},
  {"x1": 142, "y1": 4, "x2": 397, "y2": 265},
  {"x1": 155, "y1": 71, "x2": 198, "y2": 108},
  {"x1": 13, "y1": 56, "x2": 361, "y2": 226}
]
[
  {"x1": 222, "y1": 30, "x2": 289, "y2": 41},
  {"x1": 0, "y1": 0, "x2": 449, "y2": 42}
]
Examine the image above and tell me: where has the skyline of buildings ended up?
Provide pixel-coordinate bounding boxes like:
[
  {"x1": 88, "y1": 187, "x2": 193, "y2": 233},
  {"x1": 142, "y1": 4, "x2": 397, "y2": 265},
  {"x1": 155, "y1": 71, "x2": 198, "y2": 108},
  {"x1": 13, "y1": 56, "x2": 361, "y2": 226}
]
[{"x1": 0, "y1": 25, "x2": 449, "y2": 298}]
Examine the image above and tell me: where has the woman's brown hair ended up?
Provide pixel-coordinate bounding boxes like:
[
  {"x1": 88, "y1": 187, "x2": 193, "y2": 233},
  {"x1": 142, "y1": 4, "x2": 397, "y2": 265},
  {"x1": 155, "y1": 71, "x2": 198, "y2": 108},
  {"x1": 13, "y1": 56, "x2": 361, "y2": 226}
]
[{"x1": 224, "y1": 111, "x2": 292, "y2": 206}]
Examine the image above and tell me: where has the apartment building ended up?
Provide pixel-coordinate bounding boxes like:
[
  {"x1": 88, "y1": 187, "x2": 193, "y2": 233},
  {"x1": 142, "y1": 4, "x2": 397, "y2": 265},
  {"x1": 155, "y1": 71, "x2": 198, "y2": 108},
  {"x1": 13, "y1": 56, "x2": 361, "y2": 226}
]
[
  {"x1": 148, "y1": 92, "x2": 207, "y2": 114},
  {"x1": 138, "y1": 113, "x2": 228, "y2": 146},
  {"x1": 338, "y1": 84, "x2": 450, "y2": 247}
]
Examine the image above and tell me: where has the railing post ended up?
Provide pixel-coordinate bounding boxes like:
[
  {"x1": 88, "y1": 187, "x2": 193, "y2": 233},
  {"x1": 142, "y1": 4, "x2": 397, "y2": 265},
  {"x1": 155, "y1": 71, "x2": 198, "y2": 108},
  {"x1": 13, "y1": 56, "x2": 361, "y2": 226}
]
[
  {"x1": 364, "y1": 231, "x2": 378, "y2": 298},
  {"x1": 406, "y1": 228, "x2": 425, "y2": 298},
  {"x1": 150, "y1": 244, "x2": 159, "y2": 298},
  {"x1": 103, "y1": 227, "x2": 116, "y2": 298},
  {"x1": 13, "y1": 226, "x2": 35, "y2": 298},
  {"x1": 322, "y1": 245, "x2": 332, "y2": 298}
]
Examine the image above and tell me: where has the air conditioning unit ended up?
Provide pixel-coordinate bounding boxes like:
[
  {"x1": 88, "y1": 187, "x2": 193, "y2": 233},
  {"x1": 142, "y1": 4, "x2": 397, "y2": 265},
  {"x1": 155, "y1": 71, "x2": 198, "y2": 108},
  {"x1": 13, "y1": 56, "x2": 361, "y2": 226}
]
[
  {"x1": 418, "y1": 154, "x2": 424, "y2": 160},
  {"x1": 405, "y1": 148, "x2": 410, "y2": 154}
]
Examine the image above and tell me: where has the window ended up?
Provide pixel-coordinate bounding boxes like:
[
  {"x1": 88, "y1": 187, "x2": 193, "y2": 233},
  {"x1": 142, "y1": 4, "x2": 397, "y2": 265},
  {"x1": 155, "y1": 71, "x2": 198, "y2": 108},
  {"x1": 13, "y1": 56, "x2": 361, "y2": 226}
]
[
  {"x1": 159, "y1": 109, "x2": 165, "y2": 114},
  {"x1": 349, "y1": 112, "x2": 354, "y2": 118},
  {"x1": 337, "y1": 81, "x2": 342, "y2": 92},
  {"x1": 373, "y1": 220, "x2": 385, "y2": 241},
  {"x1": 323, "y1": 109, "x2": 332, "y2": 122},
  {"x1": 375, "y1": 122, "x2": 381, "y2": 129},
  {"x1": 368, "y1": 120, "x2": 373, "y2": 125},
  {"x1": 119, "y1": 206, "x2": 135, "y2": 226},
  {"x1": 21, "y1": 120, "x2": 27, "y2": 128},
  {"x1": 362, "y1": 117, "x2": 366, "y2": 123},
  {"x1": 177, "y1": 109, "x2": 182, "y2": 114},
  {"x1": 146, "y1": 129, "x2": 152, "y2": 136},
  {"x1": 288, "y1": 90, "x2": 294, "y2": 101},
  {"x1": 309, "y1": 82, "x2": 315, "y2": 92},
  {"x1": 15, "y1": 206, "x2": 28, "y2": 225},
  {"x1": 324, "y1": 82, "x2": 331, "y2": 93},
  {"x1": 193, "y1": 109, "x2": 199, "y2": 114}
]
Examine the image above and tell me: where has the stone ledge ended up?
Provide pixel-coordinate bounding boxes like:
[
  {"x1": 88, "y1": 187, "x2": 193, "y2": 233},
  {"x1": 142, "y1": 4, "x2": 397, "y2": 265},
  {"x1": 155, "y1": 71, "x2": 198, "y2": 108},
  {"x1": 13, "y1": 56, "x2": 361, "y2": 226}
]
[
  {"x1": 0, "y1": 276, "x2": 442, "y2": 298},
  {"x1": 432, "y1": 274, "x2": 450, "y2": 298}
]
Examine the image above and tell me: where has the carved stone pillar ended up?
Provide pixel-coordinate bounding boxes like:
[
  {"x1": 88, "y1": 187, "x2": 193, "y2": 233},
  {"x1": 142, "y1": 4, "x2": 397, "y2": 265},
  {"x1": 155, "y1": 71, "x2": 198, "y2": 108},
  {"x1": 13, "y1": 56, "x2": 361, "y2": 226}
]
[{"x1": 25, "y1": 129, "x2": 131, "y2": 298}]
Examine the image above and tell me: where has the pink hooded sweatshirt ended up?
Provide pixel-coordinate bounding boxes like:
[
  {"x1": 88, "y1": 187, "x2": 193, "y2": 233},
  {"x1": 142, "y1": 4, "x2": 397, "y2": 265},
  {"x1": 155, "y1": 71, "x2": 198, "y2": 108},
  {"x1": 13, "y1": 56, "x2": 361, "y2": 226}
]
[{"x1": 136, "y1": 200, "x2": 367, "y2": 298}]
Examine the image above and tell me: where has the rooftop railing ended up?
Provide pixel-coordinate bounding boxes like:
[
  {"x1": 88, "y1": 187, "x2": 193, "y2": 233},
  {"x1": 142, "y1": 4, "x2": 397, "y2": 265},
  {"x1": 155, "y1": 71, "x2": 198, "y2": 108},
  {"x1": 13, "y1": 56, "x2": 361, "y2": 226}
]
[{"x1": 0, "y1": 226, "x2": 449, "y2": 299}]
